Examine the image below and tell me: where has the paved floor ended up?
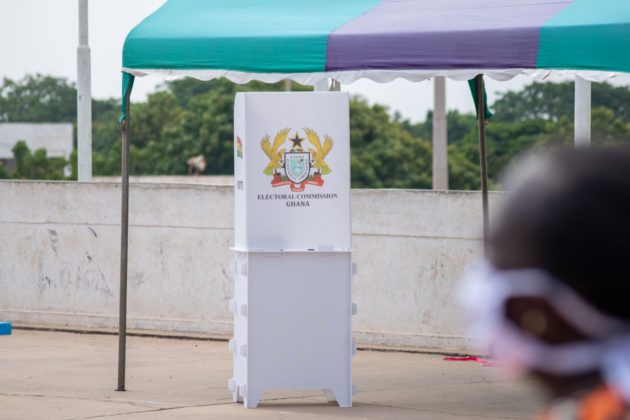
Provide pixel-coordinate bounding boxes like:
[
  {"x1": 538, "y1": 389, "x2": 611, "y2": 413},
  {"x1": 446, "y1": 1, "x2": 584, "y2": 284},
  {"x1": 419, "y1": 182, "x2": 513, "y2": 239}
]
[{"x1": 0, "y1": 330, "x2": 544, "y2": 419}]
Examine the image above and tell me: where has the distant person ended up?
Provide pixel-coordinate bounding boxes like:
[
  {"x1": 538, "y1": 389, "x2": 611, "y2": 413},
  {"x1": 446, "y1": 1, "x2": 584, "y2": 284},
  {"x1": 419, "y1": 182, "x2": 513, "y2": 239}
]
[
  {"x1": 187, "y1": 154, "x2": 206, "y2": 175},
  {"x1": 461, "y1": 147, "x2": 630, "y2": 420}
]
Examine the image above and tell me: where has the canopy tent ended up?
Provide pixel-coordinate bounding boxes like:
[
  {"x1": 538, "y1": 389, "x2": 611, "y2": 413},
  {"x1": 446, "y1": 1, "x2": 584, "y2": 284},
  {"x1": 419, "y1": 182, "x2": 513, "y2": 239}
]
[
  {"x1": 117, "y1": 0, "x2": 630, "y2": 391},
  {"x1": 121, "y1": 0, "x2": 630, "y2": 95}
]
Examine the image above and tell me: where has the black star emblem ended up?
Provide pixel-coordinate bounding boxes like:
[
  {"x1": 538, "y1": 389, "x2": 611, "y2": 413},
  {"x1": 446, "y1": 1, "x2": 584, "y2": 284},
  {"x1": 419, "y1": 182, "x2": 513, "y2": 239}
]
[{"x1": 290, "y1": 133, "x2": 304, "y2": 150}]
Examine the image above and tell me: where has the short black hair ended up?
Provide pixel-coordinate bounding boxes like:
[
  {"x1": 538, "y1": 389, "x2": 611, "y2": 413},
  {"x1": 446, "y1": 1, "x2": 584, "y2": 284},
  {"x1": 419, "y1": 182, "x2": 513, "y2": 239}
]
[{"x1": 490, "y1": 147, "x2": 630, "y2": 319}]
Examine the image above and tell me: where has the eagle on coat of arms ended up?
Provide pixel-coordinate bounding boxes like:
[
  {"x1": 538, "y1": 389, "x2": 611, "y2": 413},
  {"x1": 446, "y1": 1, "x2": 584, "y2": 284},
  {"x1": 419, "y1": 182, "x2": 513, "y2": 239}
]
[{"x1": 260, "y1": 128, "x2": 333, "y2": 192}]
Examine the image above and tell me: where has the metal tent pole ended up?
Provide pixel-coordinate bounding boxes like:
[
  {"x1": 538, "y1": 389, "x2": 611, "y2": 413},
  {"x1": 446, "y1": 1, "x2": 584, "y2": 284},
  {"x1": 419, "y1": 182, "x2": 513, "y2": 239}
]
[
  {"x1": 117, "y1": 91, "x2": 131, "y2": 392},
  {"x1": 475, "y1": 75, "x2": 490, "y2": 254}
]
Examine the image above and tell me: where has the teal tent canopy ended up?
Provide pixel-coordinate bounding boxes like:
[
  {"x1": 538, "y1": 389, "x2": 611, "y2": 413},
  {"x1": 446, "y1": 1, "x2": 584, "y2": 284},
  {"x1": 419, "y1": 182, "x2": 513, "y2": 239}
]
[{"x1": 121, "y1": 0, "x2": 630, "y2": 118}]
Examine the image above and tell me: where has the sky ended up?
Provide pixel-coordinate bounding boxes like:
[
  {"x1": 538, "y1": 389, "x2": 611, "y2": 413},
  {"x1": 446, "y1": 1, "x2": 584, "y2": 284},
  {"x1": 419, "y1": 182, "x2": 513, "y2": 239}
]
[{"x1": 3, "y1": 0, "x2": 630, "y2": 123}]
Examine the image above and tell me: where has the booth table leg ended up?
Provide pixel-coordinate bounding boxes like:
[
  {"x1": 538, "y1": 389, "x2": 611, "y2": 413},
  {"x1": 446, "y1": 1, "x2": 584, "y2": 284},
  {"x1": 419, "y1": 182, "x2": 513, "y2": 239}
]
[
  {"x1": 330, "y1": 385, "x2": 352, "y2": 408},
  {"x1": 244, "y1": 386, "x2": 261, "y2": 409},
  {"x1": 323, "y1": 388, "x2": 336, "y2": 403}
]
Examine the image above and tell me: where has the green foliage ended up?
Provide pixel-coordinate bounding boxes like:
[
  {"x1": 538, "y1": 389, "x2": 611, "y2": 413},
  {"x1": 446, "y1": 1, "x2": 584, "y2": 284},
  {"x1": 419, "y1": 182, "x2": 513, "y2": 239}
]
[
  {"x1": 350, "y1": 97, "x2": 431, "y2": 188},
  {"x1": 493, "y1": 81, "x2": 630, "y2": 123},
  {"x1": 492, "y1": 82, "x2": 574, "y2": 122},
  {"x1": 68, "y1": 149, "x2": 78, "y2": 180},
  {"x1": 11, "y1": 140, "x2": 30, "y2": 176},
  {"x1": 10, "y1": 140, "x2": 67, "y2": 180},
  {"x1": 91, "y1": 79, "x2": 313, "y2": 176},
  {"x1": 0, "y1": 74, "x2": 77, "y2": 123},
  {"x1": 2, "y1": 74, "x2": 630, "y2": 189},
  {"x1": 0, "y1": 163, "x2": 9, "y2": 179},
  {"x1": 418, "y1": 82, "x2": 630, "y2": 189}
]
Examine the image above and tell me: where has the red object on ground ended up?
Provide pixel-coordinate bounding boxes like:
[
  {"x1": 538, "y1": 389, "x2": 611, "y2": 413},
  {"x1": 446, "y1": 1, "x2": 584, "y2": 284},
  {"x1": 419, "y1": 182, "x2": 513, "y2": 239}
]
[{"x1": 443, "y1": 356, "x2": 497, "y2": 367}]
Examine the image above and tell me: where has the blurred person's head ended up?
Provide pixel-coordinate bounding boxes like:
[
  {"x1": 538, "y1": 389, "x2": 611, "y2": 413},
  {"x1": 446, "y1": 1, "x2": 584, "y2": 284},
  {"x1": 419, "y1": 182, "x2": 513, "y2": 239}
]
[{"x1": 461, "y1": 147, "x2": 630, "y2": 413}]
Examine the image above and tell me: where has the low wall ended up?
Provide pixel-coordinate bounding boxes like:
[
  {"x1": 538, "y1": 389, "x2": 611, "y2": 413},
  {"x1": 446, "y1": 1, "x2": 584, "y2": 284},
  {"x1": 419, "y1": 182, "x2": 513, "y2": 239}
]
[{"x1": 0, "y1": 180, "x2": 499, "y2": 352}]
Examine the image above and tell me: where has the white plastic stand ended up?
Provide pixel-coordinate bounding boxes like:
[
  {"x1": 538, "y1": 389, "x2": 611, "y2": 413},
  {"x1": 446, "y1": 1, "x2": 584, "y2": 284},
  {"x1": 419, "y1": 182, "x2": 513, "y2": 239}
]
[
  {"x1": 229, "y1": 251, "x2": 353, "y2": 408},
  {"x1": 229, "y1": 92, "x2": 354, "y2": 408}
]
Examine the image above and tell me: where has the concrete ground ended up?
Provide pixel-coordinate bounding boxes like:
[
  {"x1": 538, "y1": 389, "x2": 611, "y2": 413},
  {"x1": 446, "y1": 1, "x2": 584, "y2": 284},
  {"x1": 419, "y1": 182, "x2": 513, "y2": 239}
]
[{"x1": 0, "y1": 330, "x2": 544, "y2": 419}]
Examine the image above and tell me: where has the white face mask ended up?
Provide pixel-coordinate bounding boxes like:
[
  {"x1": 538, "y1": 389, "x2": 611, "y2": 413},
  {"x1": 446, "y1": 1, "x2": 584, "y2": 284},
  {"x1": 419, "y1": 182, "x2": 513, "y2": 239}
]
[{"x1": 458, "y1": 263, "x2": 630, "y2": 402}]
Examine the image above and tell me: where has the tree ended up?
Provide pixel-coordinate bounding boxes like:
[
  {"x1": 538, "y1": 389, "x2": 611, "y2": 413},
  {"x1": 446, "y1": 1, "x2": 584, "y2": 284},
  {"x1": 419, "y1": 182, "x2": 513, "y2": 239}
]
[
  {"x1": 80, "y1": 78, "x2": 630, "y2": 188},
  {"x1": 3, "y1": 74, "x2": 630, "y2": 189},
  {"x1": 492, "y1": 81, "x2": 630, "y2": 123},
  {"x1": 491, "y1": 82, "x2": 574, "y2": 122},
  {"x1": 10, "y1": 141, "x2": 67, "y2": 180},
  {"x1": 93, "y1": 78, "x2": 314, "y2": 176},
  {"x1": 0, "y1": 74, "x2": 77, "y2": 123},
  {"x1": 350, "y1": 97, "x2": 432, "y2": 188},
  {"x1": 445, "y1": 81, "x2": 630, "y2": 189}
]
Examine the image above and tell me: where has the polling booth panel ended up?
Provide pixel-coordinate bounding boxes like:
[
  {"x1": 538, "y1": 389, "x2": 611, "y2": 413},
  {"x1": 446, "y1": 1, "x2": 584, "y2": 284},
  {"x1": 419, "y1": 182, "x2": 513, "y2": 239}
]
[{"x1": 229, "y1": 92, "x2": 355, "y2": 408}]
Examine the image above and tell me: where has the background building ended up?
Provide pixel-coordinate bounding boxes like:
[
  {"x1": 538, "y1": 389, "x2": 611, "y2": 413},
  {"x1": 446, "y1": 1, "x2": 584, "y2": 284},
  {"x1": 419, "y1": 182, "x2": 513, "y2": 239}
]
[{"x1": 0, "y1": 123, "x2": 73, "y2": 174}]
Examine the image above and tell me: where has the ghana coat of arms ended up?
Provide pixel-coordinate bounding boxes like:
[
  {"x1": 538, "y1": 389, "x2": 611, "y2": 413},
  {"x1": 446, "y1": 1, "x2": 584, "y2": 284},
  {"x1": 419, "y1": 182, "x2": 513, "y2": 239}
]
[{"x1": 260, "y1": 128, "x2": 333, "y2": 192}]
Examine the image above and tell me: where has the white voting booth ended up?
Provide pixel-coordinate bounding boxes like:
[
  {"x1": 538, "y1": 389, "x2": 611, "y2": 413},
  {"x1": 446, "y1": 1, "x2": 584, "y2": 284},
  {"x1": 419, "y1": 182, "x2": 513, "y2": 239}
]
[{"x1": 228, "y1": 92, "x2": 355, "y2": 408}]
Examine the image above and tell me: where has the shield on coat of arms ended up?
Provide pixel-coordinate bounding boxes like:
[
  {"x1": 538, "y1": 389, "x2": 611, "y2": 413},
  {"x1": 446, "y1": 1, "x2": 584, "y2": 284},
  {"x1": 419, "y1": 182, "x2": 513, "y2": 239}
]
[{"x1": 284, "y1": 151, "x2": 311, "y2": 184}]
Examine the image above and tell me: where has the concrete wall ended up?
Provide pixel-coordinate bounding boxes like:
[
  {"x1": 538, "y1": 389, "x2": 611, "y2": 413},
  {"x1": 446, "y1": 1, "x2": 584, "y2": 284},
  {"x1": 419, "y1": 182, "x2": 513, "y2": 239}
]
[
  {"x1": 0, "y1": 180, "x2": 499, "y2": 352},
  {"x1": 93, "y1": 175, "x2": 235, "y2": 186}
]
